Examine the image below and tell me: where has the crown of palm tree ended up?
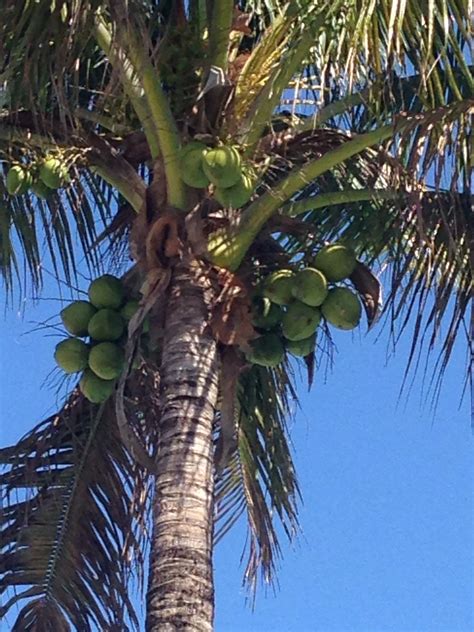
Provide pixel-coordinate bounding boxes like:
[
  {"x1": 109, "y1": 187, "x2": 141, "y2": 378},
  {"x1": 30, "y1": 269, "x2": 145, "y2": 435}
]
[{"x1": 0, "y1": 0, "x2": 472, "y2": 628}]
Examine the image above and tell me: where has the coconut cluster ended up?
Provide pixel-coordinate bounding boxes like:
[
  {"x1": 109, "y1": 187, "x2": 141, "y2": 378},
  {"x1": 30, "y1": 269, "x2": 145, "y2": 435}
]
[
  {"x1": 54, "y1": 275, "x2": 144, "y2": 404},
  {"x1": 5, "y1": 157, "x2": 69, "y2": 199},
  {"x1": 179, "y1": 141, "x2": 255, "y2": 208},
  {"x1": 247, "y1": 244, "x2": 362, "y2": 367}
]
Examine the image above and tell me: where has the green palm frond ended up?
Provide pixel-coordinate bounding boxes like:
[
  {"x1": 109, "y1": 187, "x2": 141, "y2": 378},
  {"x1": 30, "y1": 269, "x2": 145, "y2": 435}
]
[
  {"x1": 381, "y1": 191, "x2": 472, "y2": 400},
  {"x1": 0, "y1": 366, "x2": 160, "y2": 630},
  {"x1": 285, "y1": 0, "x2": 472, "y2": 116},
  {"x1": 1, "y1": 1, "x2": 106, "y2": 119},
  {"x1": 215, "y1": 362, "x2": 301, "y2": 590}
]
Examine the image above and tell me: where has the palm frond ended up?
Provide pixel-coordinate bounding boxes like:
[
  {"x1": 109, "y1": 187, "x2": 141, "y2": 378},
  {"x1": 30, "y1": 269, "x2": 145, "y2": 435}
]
[
  {"x1": 381, "y1": 190, "x2": 472, "y2": 404},
  {"x1": 284, "y1": 0, "x2": 472, "y2": 114},
  {"x1": 0, "y1": 366, "x2": 160, "y2": 630},
  {"x1": 215, "y1": 362, "x2": 301, "y2": 591},
  {"x1": 1, "y1": 0, "x2": 105, "y2": 122}
]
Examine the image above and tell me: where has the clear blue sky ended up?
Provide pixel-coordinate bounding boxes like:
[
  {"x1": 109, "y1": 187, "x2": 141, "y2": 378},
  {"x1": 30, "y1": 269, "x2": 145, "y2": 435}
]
[{"x1": 1, "y1": 272, "x2": 472, "y2": 632}]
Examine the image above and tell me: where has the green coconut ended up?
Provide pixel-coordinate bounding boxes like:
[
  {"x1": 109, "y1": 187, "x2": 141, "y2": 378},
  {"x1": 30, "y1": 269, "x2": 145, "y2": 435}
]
[
  {"x1": 313, "y1": 243, "x2": 356, "y2": 282},
  {"x1": 39, "y1": 157, "x2": 68, "y2": 189},
  {"x1": 321, "y1": 287, "x2": 362, "y2": 330},
  {"x1": 202, "y1": 145, "x2": 242, "y2": 188},
  {"x1": 214, "y1": 173, "x2": 254, "y2": 208},
  {"x1": 88, "y1": 309, "x2": 125, "y2": 341},
  {"x1": 251, "y1": 296, "x2": 284, "y2": 330},
  {"x1": 262, "y1": 269, "x2": 295, "y2": 305},
  {"x1": 120, "y1": 300, "x2": 150, "y2": 333},
  {"x1": 120, "y1": 300, "x2": 140, "y2": 321},
  {"x1": 80, "y1": 369, "x2": 116, "y2": 404},
  {"x1": 88, "y1": 342, "x2": 125, "y2": 380},
  {"x1": 31, "y1": 178, "x2": 52, "y2": 199},
  {"x1": 247, "y1": 333, "x2": 285, "y2": 367},
  {"x1": 286, "y1": 333, "x2": 316, "y2": 357},
  {"x1": 179, "y1": 141, "x2": 210, "y2": 188},
  {"x1": 88, "y1": 274, "x2": 124, "y2": 309},
  {"x1": 54, "y1": 337, "x2": 90, "y2": 374},
  {"x1": 292, "y1": 267, "x2": 328, "y2": 307},
  {"x1": 282, "y1": 301, "x2": 321, "y2": 341},
  {"x1": 6, "y1": 165, "x2": 31, "y2": 195},
  {"x1": 60, "y1": 300, "x2": 97, "y2": 337}
]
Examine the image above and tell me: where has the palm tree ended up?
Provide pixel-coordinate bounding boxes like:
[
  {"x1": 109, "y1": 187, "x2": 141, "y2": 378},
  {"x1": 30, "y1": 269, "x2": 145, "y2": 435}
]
[{"x1": 0, "y1": 0, "x2": 471, "y2": 629}]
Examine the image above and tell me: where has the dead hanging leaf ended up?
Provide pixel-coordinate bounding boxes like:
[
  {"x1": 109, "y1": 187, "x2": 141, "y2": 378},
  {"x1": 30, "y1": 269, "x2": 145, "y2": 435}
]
[
  {"x1": 145, "y1": 209, "x2": 183, "y2": 269},
  {"x1": 350, "y1": 261, "x2": 382, "y2": 329},
  {"x1": 214, "y1": 347, "x2": 245, "y2": 475},
  {"x1": 304, "y1": 351, "x2": 316, "y2": 390},
  {"x1": 185, "y1": 202, "x2": 208, "y2": 256},
  {"x1": 116, "y1": 267, "x2": 172, "y2": 473},
  {"x1": 228, "y1": 53, "x2": 251, "y2": 83},
  {"x1": 214, "y1": 266, "x2": 247, "y2": 298},
  {"x1": 210, "y1": 268, "x2": 256, "y2": 347},
  {"x1": 231, "y1": 8, "x2": 252, "y2": 35},
  {"x1": 211, "y1": 296, "x2": 256, "y2": 347}
]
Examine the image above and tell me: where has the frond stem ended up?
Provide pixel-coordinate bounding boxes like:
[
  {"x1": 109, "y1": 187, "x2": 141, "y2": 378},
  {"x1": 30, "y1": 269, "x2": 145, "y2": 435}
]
[
  {"x1": 283, "y1": 189, "x2": 402, "y2": 216},
  {"x1": 43, "y1": 404, "x2": 106, "y2": 597},
  {"x1": 209, "y1": 125, "x2": 395, "y2": 269},
  {"x1": 93, "y1": 17, "x2": 161, "y2": 160},
  {"x1": 122, "y1": 29, "x2": 186, "y2": 209},
  {"x1": 208, "y1": 0, "x2": 234, "y2": 71}
]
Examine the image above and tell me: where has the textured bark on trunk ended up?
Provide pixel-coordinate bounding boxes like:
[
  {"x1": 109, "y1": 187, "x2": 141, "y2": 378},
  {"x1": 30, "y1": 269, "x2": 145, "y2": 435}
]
[{"x1": 146, "y1": 262, "x2": 219, "y2": 631}]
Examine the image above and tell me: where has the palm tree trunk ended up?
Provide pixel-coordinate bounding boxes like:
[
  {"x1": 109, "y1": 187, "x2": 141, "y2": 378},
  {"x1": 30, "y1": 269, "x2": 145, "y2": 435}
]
[{"x1": 146, "y1": 261, "x2": 219, "y2": 631}]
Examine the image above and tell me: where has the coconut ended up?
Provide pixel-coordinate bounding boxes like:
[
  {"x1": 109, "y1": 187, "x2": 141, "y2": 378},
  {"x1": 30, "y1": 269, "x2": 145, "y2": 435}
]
[
  {"x1": 6, "y1": 165, "x2": 31, "y2": 195},
  {"x1": 179, "y1": 141, "x2": 210, "y2": 188},
  {"x1": 251, "y1": 296, "x2": 283, "y2": 330},
  {"x1": 286, "y1": 333, "x2": 316, "y2": 357},
  {"x1": 54, "y1": 338, "x2": 89, "y2": 374},
  {"x1": 120, "y1": 300, "x2": 150, "y2": 333},
  {"x1": 282, "y1": 301, "x2": 321, "y2": 341},
  {"x1": 39, "y1": 157, "x2": 68, "y2": 189},
  {"x1": 88, "y1": 274, "x2": 124, "y2": 309},
  {"x1": 80, "y1": 369, "x2": 116, "y2": 404},
  {"x1": 214, "y1": 173, "x2": 254, "y2": 208},
  {"x1": 202, "y1": 145, "x2": 242, "y2": 188},
  {"x1": 321, "y1": 287, "x2": 361, "y2": 330},
  {"x1": 88, "y1": 342, "x2": 125, "y2": 380},
  {"x1": 247, "y1": 333, "x2": 285, "y2": 367},
  {"x1": 262, "y1": 270, "x2": 295, "y2": 305},
  {"x1": 291, "y1": 267, "x2": 328, "y2": 307},
  {"x1": 313, "y1": 243, "x2": 356, "y2": 282},
  {"x1": 120, "y1": 300, "x2": 140, "y2": 321},
  {"x1": 88, "y1": 309, "x2": 125, "y2": 341},
  {"x1": 60, "y1": 300, "x2": 97, "y2": 337}
]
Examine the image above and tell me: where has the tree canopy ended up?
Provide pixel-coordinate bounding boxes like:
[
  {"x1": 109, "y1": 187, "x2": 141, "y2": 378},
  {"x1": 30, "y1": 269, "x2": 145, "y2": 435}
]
[{"x1": 0, "y1": 1, "x2": 472, "y2": 629}]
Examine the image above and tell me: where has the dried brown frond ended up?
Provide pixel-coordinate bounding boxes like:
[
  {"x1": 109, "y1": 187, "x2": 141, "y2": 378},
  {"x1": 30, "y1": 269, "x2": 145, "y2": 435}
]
[{"x1": 0, "y1": 364, "x2": 160, "y2": 630}]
